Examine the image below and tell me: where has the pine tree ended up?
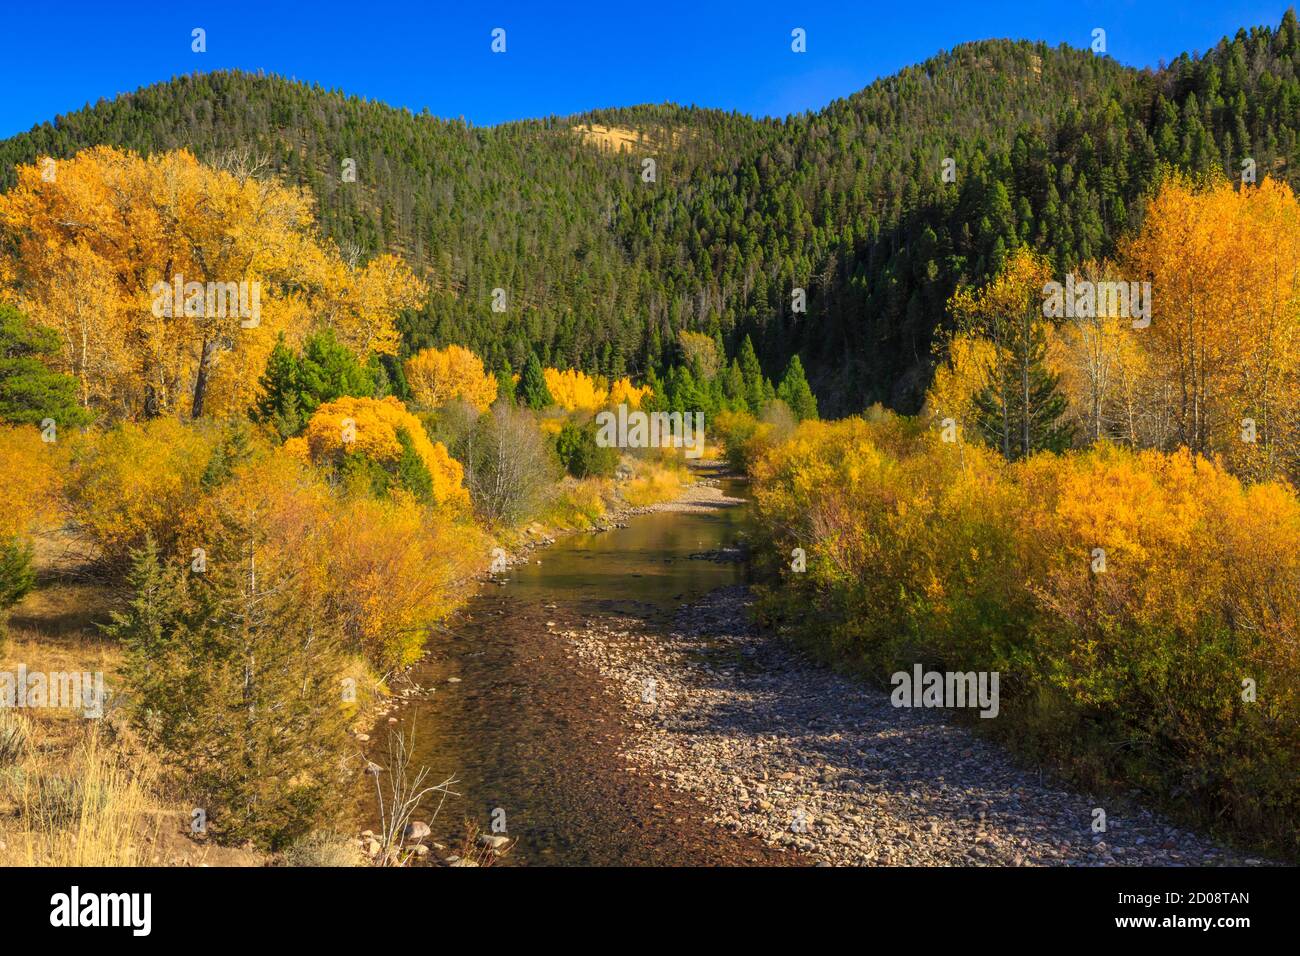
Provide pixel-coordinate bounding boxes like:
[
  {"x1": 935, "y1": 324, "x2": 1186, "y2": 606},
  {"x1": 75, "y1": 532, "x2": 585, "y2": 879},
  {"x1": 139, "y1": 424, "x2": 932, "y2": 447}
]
[
  {"x1": 665, "y1": 365, "x2": 705, "y2": 414},
  {"x1": 107, "y1": 532, "x2": 351, "y2": 849},
  {"x1": 252, "y1": 336, "x2": 303, "y2": 437},
  {"x1": 777, "y1": 355, "x2": 819, "y2": 420},
  {"x1": 0, "y1": 304, "x2": 90, "y2": 428},
  {"x1": 641, "y1": 366, "x2": 665, "y2": 413},
  {"x1": 518, "y1": 351, "x2": 552, "y2": 409},
  {"x1": 972, "y1": 309, "x2": 1073, "y2": 459},
  {"x1": 296, "y1": 330, "x2": 378, "y2": 407},
  {"x1": 0, "y1": 536, "x2": 35, "y2": 649},
  {"x1": 738, "y1": 336, "x2": 767, "y2": 413},
  {"x1": 495, "y1": 359, "x2": 517, "y2": 405},
  {"x1": 253, "y1": 331, "x2": 377, "y2": 438},
  {"x1": 722, "y1": 358, "x2": 747, "y2": 411}
]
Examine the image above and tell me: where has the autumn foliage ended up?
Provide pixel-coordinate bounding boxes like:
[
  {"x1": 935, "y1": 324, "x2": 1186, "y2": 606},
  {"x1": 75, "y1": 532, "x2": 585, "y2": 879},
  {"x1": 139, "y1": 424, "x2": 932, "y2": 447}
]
[
  {"x1": 286, "y1": 395, "x2": 469, "y2": 509},
  {"x1": 191, "y1": 448, "x2": 481, "y2": 670},
  {"x1": 65, "y1": 418, "x2": 219, "y2": 566},
  {"x1": 543, "y1": 367, "x2": 607, "y2": 412},
  {"x1": 606, "y1": 376, "x2": 652, "y2": 410},
  {"x1": 0, "y1": 424, "x2": 64, "y2": 542},
  {"x1": 0, "y1": 147, "x2": 423, "y2": 421},
  {"x1": 931, "y1": 174, "x2": 1300, "y2": 485},
  {"x1": 1123, "y1": 174, "x2": 1300, "y2": 480},
  {"x1": 404, "y1": 344, "x2": 498, "y2": 412},
  {"x1": 750, "y1": 413, "x2": 1300, "y2": 854}
]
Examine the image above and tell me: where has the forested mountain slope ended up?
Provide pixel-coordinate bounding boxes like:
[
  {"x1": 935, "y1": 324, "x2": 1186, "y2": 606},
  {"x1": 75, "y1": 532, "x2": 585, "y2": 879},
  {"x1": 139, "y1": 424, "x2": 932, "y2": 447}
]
[{"x1": 2, "y1": 10, "x2": 1296, "y2": 412}]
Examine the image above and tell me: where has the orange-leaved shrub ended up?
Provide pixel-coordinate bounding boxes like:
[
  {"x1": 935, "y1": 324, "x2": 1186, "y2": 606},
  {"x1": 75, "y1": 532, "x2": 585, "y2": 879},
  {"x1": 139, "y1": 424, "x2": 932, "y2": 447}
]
[
  {"x1": 750, "y1": 410, "x2": 1300, "y2": 856},
  {"x1": 196, "y1": 450, "x2": 483, "y2": 670},
  {"x1": 64, "y1": 418, "x2": 482, "y2": 671}
]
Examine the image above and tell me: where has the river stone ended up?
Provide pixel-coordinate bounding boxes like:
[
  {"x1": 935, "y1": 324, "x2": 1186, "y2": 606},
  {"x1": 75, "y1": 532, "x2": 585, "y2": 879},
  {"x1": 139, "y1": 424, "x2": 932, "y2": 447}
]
[
  {"x1": 477, "y1": 834, "x2": 510, "y2": 851},
  {"x1": 404, "y1": 821, "x2": 431, "y2": 842}
]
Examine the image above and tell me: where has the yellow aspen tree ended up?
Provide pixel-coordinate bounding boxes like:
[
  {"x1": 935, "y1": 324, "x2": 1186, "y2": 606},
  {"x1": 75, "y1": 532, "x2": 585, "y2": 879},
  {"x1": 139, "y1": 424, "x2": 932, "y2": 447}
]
[
  {"x1": 543, "y1": 367, "x2": 608, "y2": 412},
  {"x1": 403, "y1": 344, "x2": 498, "y2": 411},
  {"x1": 1123, "y1": 173, "x2": 1244, "y2": 456}
]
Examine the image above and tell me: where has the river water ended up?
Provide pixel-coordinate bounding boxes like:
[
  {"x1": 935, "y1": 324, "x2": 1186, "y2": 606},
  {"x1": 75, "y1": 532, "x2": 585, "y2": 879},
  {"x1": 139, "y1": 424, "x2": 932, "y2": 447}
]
[{"x1": 363, "y1": 478, "x2": 764, "y2": 865}]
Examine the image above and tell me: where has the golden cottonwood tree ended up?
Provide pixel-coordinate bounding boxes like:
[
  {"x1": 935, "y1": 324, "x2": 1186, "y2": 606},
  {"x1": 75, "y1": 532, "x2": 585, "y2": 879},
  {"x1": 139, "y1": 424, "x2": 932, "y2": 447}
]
[
  {"x1": 404, "y1": 344, "x2": 497, "y2": 411},
  {"x1": 0, "y1": 147, "x2": 423, "y2": 420},
  {"x1": 1122, "y1": 173, "x2": 1300, "y2": 479}
]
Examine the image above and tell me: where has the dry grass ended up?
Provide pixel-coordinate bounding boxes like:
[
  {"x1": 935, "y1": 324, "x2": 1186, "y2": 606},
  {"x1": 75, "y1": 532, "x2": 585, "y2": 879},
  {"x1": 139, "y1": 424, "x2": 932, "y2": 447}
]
[
  {"x1": 620, "y1": 461, "x2": 687, "y2": 507},
  {"x1": 1, "y1": 724, "x2": 159, "y2": 866},
  {"x1": 0, "y1": 531, "x2": 266, "y2": 867},
  {"x1": 0, "y1": 568, "x2": 163, "y2": 866}
]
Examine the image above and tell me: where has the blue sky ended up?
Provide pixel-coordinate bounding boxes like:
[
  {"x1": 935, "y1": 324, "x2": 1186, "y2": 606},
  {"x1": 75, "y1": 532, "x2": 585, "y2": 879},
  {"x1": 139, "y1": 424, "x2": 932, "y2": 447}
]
[{"x1": 0, "y1": 1, "x2": 1293, "y2": 138}]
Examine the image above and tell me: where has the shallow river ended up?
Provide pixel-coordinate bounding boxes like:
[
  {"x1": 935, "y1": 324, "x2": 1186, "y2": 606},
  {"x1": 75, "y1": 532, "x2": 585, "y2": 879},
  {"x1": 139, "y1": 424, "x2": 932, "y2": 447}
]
[{"x1": 363, "y1": 478, "x2": 764, "y2": 865}]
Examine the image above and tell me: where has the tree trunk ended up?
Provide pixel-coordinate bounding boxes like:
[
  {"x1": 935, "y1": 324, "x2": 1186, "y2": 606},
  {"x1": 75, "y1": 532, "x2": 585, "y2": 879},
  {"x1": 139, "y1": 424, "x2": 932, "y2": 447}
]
[{"x1": 191, "y1": 336, "x2": 220, "y2": 418}]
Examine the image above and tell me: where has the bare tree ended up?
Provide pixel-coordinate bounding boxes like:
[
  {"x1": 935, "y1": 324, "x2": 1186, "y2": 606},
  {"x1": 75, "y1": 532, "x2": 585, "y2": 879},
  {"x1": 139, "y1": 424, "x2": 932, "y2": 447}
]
[
  {"x1": 368, "y1": 729, "x2": 456, "y2": 867},
  {"x1": 208, "y1": 146, "x2": 272, "y2": 183},
  {"x1": 459, "y1": 403, "x2": 557, "y2": 525}
]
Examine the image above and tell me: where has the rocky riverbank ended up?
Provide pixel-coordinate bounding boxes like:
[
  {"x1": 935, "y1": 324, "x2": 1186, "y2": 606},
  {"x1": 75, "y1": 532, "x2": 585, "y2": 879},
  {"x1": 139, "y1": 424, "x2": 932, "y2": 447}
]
[{"x1": 565, "y1": 586, "x2": 1265, "y2": 867}]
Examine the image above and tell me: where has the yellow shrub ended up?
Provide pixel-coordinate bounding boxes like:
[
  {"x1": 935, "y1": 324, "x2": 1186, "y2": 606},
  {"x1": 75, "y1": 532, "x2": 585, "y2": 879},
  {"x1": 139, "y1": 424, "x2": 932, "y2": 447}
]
[
  {"x1": 66, "y1": 418, "x2": 218, "y2": 565},
  {"x1": 323, "y1": 491, "x2": 485, "y2": 668},
  {"x1": 749, "y1": 410, "x2": 1300, "y2": 855},
  {"x1": 621, "y1": 463, "x2": 684, "y2": 507},
  {"x1": 0, "y1": 424, "x2": 64, "y2": 541},
  {"x1": 543, "y1": 478, "x2": 609, "y2": 530},
  {"x1": 189, "y1": 446, "x2": 483, "y2": 670}
]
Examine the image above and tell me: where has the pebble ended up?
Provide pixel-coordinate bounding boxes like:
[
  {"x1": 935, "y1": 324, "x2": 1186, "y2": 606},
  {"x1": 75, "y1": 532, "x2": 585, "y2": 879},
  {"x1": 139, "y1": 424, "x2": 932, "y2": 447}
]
[{"x1": 564, "y1": 585, "x2": 1260, "y2": 868}]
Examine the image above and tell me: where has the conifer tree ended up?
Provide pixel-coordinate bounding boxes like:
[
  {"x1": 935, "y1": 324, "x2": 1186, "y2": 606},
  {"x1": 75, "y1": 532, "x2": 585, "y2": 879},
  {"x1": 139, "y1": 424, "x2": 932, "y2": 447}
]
[
  {"x1": 777, "y1": 355, "x2": 819, "y2": 421},
  {"x1": 108, "y1": 533, "x2": 351, "y2": 849},
  {"x1": 518, "y1": 351, "x2": 553, "y2": 409},
  {"x1": 495, "y1": 359, "x2": 517, "y2": 405},
  {"x1": 738, "y1": 336, "x2": 767, "y2": 413},
  {"x1": 0, "y1": 304, "x2": 90, "y2": 428}
]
